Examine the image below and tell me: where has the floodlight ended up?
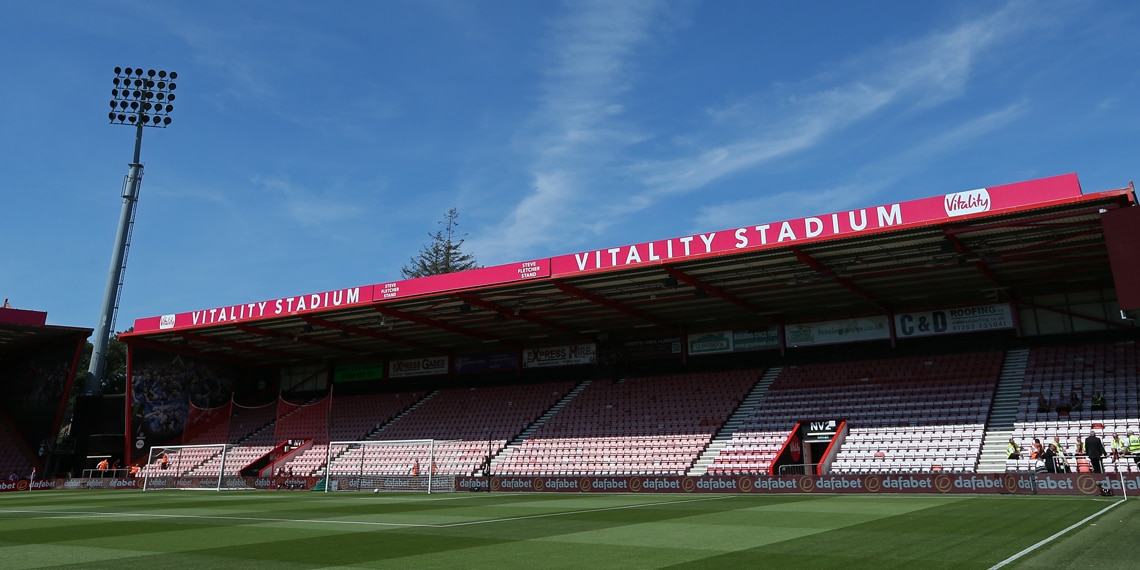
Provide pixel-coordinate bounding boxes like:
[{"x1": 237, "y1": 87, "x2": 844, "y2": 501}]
[
  {"x1": 87, "y1": 65, "x2": 181, "y2": 398},
  {"x1": 108, "y1": 66, "x2": 177, "y2": 127}
]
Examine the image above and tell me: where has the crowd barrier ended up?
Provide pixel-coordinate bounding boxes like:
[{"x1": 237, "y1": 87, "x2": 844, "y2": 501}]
[
  {"x1": 4, "y1": 472, "x2": 1137, "y2": 496},
  {"x1": 457, "y1": 473, "x2": 1140, "y2": 496},
  {"x1": 0, "y1": 476, "x2": 321, "y2": 492}
]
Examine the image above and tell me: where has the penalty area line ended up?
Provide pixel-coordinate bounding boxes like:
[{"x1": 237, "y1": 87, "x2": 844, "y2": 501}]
[{"x1": 988, "y1": 499, "x2": 1125, "y2": 570}]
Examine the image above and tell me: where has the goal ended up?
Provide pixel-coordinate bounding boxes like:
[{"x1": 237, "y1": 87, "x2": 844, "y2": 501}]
[
  {"x1": 323, "y1": 439, "x2": 454, "y2": 493},
  {"x1": 141, "y1": 443, "x2": 233, "y2": 491}
]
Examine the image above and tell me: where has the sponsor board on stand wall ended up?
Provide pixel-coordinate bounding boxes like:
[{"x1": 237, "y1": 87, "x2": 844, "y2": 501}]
[
  {"x1": 894, "y1": 304, "x2": 1014, "y2": 338},
  {"x1": 688, "y1": 327, "x2": 780, "y2": 356},
  {"x1": 458, "y1": 473, "x2": 1135, "y2": 496},
  {"x1": 522, "y1": 343, "x2": 597, "y2": 368},
  {"x1": 389, "y1": 356, "x2": 450, "y2": 378},
  {"x1": 333, "y1": 361, "x2": 385, "y2": 383},
  {"x1": 621, "y1": 337, "x2": 682, "y2": 360},
  {"x1": 785, "y1": 316, "x2": 890, "y2": 347},
  {"x1": 452, "y1": 351, "x2": 520, "y2": 374}
]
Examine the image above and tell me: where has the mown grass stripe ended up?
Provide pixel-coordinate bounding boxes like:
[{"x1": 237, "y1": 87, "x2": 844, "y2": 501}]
[{"x1": 987, "y1": 498, "x2": 1126, "y2": 569}]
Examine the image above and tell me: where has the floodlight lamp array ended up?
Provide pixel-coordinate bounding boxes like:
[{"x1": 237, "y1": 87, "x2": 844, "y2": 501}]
[{"x1": 108, "y1": 67, "x2": 178, "y2": 127}]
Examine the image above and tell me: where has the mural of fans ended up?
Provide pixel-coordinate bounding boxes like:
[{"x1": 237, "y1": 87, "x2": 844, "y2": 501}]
[{"x1": 130, "y1": 351, "x2": 236, "y2": 445}]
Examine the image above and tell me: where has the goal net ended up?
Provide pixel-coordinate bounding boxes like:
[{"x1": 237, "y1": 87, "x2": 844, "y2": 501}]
[
  {"x1": 323, "y1": 439, "x2": 454, "y2": 493},
  {"x1": 141, "y1": 443, "x2": 239, "y2": 491}
]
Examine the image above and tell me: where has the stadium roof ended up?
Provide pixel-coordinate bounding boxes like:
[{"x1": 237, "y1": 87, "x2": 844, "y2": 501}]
[
  {"x1": 0, "y1": 308, "x2": 91, "y2": 353},
  {"x1": 122, "y1": 174, "x2": 1137, "y2": 367}
]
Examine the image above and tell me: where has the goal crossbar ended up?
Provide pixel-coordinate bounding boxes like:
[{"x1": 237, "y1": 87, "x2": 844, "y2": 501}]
[
  {"x1": 324, "y1": 439, "x2": 451, "y2": 493},
  {"x1": 142, "y1": 443, "x2": 231, "y2": 491}
]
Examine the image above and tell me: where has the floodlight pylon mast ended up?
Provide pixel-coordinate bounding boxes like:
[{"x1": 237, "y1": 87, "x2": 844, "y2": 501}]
[{"x1": 85, "y1": 67, "x2": 177, "y2": 395}]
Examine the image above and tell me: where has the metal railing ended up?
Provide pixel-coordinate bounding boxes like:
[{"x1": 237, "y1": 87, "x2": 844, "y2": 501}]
[{"x1": 777, "y1": 463, "x2": 820, "y2": 476}]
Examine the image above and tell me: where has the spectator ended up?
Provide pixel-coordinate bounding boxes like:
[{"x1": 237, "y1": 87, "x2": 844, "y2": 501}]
[
  {"x1": 1085, "y1": 431, "x2": 1106, "y2": 474},
  {"x1": 1006, "y1": 438, "x2": 1021, "y2": 460},
  {"x1": 1110, "y1": 433, "x2": 1127, "y2": 462},
  {"x1": 1128, "y1": 430, "x2": 1140, "y2": 467},
  {"x1": 1055, "y1": 392, "x2": 1071, "y2": 413},
  {"x1": 1048, "y1": 438, "x2": 1071, "y2": 472},
  {"x1": 1070, "y1": 389, "x2": 1083, "y2": 412},
  {"x1": 1091, "y1": 391, "x2": 1106, "y2": 411},
  {"x1": 1041, "y1": 443, "x2": 1058, "y2": 473},
  {"x1": 6, "y1": 471, "x2": 15, "y2": 482},
  {"x1": 1031, "y1": 438, "x2": 1043, "y2": 460},
  {"x1": 1036, "y1": 394, "x2": 1050, "y2": 413}
]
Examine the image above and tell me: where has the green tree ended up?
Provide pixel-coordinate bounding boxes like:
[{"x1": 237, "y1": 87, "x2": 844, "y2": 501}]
[
  {"x1": 401, "y1": 208, "x2": 479, "y2": 278},
  {"x1": 77, "y1": 329, "x2": 129, "y2": 394}
]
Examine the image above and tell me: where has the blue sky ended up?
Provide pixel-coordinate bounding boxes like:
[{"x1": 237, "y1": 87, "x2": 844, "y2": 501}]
[{"x1": 1, "y1": 0, "x2": 1137, "y2": 329}]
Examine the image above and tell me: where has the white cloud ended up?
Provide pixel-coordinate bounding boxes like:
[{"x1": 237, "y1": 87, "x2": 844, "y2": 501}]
[
  {"x1": 468, "y1": 0, "x2": 662, "y2": 263},
  {"x1": 625, "y1": 5, "x2": 1036, "y2": 206},
  {"x1": 691, "y1": 103, "x2": 1027, "y2": 232},
  {"x1": 471, "y1": 1, "x2": 1043, "y2": 265},
  {"x1": 254, "y1": 176, "x2": 360, "y2": 229},
  {"x1": 691, "y1": 184, "x2": 877, "y2": 234}
]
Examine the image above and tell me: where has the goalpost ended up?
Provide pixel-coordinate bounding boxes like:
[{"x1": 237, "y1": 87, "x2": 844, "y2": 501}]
[
  {"x1": 323, "y1": 439, "x2": 454, "y2": 493},
  {"x1": 142, "y1": 443, "x2": 232, "y2": 491}
]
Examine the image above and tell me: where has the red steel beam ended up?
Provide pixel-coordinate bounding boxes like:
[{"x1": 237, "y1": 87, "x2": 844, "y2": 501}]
[
  {"x1": 372, "y1": 305, "x2": 500, "y2": 342},
  {"x1": 173, "y1": 330, "x2": 297, "y2": 359},
  {"x1": 552, "y1": 280, "x2": 669, "y2": 326},
  {"x1": 790, "y1": 246, "x2": 888, "y2": 312},
  {"x1": 454, "y1": 294, "x2": 575, "y2": 333},
  {"x1": 235, "y1": 323, "x2": 364, "y2": 354},
  {"x1": 300, "y1": 315, "x2": 436, "y2": 350},
  {"x1": 662, "y1": 266, "x2": 769, "y2": 314}
]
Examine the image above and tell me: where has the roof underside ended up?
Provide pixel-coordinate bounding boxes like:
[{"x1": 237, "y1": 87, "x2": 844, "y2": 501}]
[
  {"x1": 125, "y1": 192, "x2": 1134, "y2": 367},
  {"x1": 0, "y1": 324, "x2": 90, "y2": 355}
]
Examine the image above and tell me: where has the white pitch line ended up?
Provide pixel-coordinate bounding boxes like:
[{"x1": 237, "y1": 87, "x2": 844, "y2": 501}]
[{"x1": 987, "y1": 499, "x2": 1125, "y2": 570}]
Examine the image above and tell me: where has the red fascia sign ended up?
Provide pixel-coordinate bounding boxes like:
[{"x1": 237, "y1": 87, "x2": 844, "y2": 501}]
[
  {"x1": 549, "y1": 173, "x2": 1082, "y2": 276},
  {"x1": 134, "y1": 260, "x2": 551, "y2": 333},
  {"x1": 374, "y1": 259, "x2": 550, "y2": 301},
  {"x1": 134, "y1": 285, "x2": 370, "y2": 333},
  {"x1": 132, "y1": 174, "x2": 1081, "y2": 333}
]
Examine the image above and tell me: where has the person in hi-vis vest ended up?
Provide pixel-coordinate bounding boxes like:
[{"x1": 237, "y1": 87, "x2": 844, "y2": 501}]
[
  {"x1": 1006, "y1": 438, "x2": 1021, "y2": 460},
  {"x1": 1128, "y1": 430, "x2": 1140, "y2": 466}
]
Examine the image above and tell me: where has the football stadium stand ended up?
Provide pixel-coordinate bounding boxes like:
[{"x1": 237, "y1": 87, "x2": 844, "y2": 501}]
[
  {"x1": 494, "y1": 371, "x2": 757, "y2": 476},
  {"x1": 17, "y1": 173, "x2": 1140, "y2": 489}
]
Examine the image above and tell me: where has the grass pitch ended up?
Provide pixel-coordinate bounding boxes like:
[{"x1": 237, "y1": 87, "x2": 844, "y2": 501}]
[{"x1": 0, "y1": 490, "x2": 1132, "y2": 569}]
